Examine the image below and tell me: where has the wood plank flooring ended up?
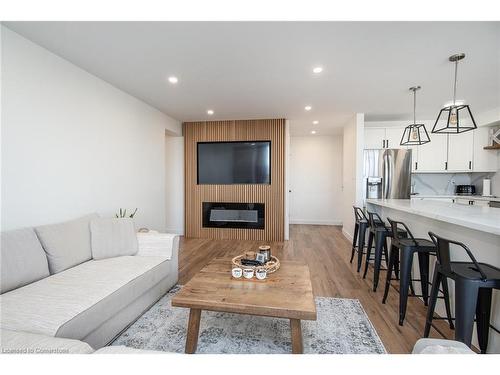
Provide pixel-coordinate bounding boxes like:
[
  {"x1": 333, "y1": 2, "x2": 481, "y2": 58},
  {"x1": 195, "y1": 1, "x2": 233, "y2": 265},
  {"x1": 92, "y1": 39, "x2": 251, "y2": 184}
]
[{"x1": 178, "y1": 224, "x2": 454, "y2": 353}]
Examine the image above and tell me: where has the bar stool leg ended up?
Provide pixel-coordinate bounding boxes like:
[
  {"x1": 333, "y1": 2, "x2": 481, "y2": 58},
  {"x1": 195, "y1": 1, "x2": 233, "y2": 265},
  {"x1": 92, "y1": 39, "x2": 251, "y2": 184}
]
[
  {"x1": 398, "y1": 249, "x2": 414, "y2": 326},
  {"x1": 476, "y1": 288, "x2": 492, "y2": 354},
  {"x1": 424, "y1": 267, "x2": 441, "y2": 337},
  {"x1": 357, "y1": 223, "x2": 367, "y2": 272},
  {"x1": 393, "y1": 248, "x2": 400, "y2": 281},
  {"x1": 454, "y1": 280, "x2": 479, "y2": 348},
  {"x1": 372, "y1": 232, "x2": 386, "y2": 292},
  {"x1": 350, "y1": 223, "x2": 359, "y2": 263},
  {"x1": 417, "y1": 252, "x2": 430, "y2": 306},
  {"x1": 363, "y1": 231, "x2": 374, "y2": 279},
  {"x1": 441, "y1": 276, "x2": 455, "y2": 330},
  {"x1": 382, "y1": 246, "x2": 397, "y2": 304}
]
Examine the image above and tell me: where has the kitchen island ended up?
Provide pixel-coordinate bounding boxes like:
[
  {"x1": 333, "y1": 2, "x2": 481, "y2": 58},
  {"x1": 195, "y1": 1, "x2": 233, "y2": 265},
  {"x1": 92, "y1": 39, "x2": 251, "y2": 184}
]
[{"x1": 366, "y1": 198, "x2": 500, "y2": 353}]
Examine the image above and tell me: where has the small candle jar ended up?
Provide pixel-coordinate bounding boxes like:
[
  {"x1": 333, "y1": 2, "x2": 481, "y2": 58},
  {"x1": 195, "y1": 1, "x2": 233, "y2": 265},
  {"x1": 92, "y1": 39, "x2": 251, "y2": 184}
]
[
  {"x1": 258, "y1": 245, "x2": 271, "y2": 262},
  {"x1": 231, "y1": 267, "x2": 243, "y2": 278},
  {"x1": 255, "y1": 268, "x2": 267, "y2": 280},
  {"x1": 243, "y1": 268, "x2": 254, "y2": 279}
]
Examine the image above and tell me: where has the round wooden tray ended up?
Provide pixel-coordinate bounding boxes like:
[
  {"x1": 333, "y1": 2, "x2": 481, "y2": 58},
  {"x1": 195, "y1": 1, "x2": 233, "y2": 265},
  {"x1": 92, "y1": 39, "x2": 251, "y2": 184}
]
[{"x1": 232, "y1": 251, "x2": 280, "y2": 274}]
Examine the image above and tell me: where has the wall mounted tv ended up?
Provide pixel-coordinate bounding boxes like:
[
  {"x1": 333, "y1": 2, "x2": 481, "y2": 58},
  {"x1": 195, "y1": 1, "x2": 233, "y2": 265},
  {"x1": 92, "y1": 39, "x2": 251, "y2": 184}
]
[{"x1": 197, "y1": 141, "x2": 271, "y2": 184}]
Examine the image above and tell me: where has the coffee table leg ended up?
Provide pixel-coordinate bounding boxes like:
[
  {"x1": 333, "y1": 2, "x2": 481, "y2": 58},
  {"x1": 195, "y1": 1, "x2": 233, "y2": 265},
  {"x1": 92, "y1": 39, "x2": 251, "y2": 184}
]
[
  {"x1": 290, "y1": 319, "x2": 303, "y2": 354},
  {"x1": 185, "y1": 308, "x2": 201, "y2": 354}
]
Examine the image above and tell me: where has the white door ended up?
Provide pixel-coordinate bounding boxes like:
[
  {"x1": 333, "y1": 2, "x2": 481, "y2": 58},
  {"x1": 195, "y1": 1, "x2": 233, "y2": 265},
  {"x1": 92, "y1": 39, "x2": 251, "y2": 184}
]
[
  {"x1": 385, "y1": 127, "x2": 405, "y2": 149},
  {"x1": 447, "y1": 131, "x2": 474, "y2": 172},
  {"x1": 415, "y1": 133, "x2": 448, "y2": 172},
  {"x1": 364, "y1": 128, "x2": 386, "y2": 149},
  {"x1": 473, "y1": 127, "x2": 498, "y2": 172}
]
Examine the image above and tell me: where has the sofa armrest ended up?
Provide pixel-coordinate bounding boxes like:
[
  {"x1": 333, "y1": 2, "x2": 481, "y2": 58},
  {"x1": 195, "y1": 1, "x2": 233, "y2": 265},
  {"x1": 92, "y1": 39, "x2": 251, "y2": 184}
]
[
  {"x1": 136, "y1": 232, "x2": 179, "y2": 260},
  {"x1": 0, "y1": 328, "x2": 94, "y2": 354}
]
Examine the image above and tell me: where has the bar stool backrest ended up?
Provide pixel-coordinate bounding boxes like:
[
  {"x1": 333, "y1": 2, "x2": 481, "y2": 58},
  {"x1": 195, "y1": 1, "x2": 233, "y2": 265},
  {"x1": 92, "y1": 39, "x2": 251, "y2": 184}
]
[
  {"x1": 387, "y1": 217, "x2": 418, "y2": 246},
  {"x1": 353, "y1": 206, "x2": 368, "y2": 223},
  {"x1": 367, "y1": 211, "x2": 385, "y2": 229},
  {"x1": 428, "y1": 232, "x2": 487, "y2": 281}
]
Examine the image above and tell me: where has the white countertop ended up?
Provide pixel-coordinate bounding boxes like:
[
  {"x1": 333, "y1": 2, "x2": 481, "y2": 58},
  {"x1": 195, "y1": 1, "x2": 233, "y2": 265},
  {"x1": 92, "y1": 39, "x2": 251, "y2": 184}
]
[
  {"x1": 411, "y1": 194, "x2": 500, "y2": 202},
  {"x1": 366, "y1": 199, "x2": 500, "y2": 236}
]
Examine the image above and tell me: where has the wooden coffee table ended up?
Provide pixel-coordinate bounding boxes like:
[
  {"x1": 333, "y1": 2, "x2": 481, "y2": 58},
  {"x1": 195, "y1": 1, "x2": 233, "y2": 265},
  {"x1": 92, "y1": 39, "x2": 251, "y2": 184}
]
[{"x1": 171, "y1": 257, "x2": 317, "y2": 354}]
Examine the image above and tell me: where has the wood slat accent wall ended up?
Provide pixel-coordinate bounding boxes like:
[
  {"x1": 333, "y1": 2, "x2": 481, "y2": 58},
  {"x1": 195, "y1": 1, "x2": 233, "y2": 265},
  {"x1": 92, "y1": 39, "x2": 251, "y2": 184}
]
[{"x1": 184, "y1": 119, "x2": 286, "y2": 241}]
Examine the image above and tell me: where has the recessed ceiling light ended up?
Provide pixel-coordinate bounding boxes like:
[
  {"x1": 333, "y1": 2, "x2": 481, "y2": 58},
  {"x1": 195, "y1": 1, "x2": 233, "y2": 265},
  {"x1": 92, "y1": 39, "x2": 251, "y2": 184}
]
[
  {"x1": 311, "y1": 130, "x2": 317, "y2": 134},
  {"x1": 168, "y1": 76, "x2": 178, "y2": 84},
  {"x1": 305, "y1": 106, "x2": 312, "y2": 111},
  {"x1": 207, "y1": 110, "x2": 214, "y2": 115},
  {"x1": 313, "y1": 66, "x2": 323, "y2": 74},
  {"x1": 312, "y1": 120, "x2": 319, "y2": 125}
]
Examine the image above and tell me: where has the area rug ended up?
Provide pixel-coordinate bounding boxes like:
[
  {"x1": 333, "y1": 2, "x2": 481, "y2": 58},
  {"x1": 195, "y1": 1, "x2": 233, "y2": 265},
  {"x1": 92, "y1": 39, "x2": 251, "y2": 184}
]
[{"x1": 112, "y1": 285, "x2": 386, "y2": 354}]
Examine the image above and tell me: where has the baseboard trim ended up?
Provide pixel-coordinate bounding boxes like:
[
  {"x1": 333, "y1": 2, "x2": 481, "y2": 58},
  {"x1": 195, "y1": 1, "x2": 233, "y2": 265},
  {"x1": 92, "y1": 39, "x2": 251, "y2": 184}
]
[
  {"x1": 342, "y1": 228, "x2": 353, "y2": 242},
  {"x1": 290, "y1": 220, "x2": 342, "y2": 226}
]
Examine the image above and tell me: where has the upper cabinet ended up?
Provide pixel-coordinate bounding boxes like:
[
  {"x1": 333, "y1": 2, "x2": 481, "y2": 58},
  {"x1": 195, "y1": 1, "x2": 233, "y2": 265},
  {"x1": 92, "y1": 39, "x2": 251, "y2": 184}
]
[
  {"x1": 447, "y1": 131, "x2": 474, "y2": 172},
  {"x1": 472, "y1": 126, "x2": 498, "y2": 172},
  {"x1": 364, "y1": 128, "x2": 388, "y2": 149},
  {"x1": 364, "y1": 125, "x2": 498, "y2": 173},
  {"x1": 384, "y1": 127, "x2": 405, "y2": 149},
  {"x1": 414, "y1": 132, "x2": 448, "y2": 172}
]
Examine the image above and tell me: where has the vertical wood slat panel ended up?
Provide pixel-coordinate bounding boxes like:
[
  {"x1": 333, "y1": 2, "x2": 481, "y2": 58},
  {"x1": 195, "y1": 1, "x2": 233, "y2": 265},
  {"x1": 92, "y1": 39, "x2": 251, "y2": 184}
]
[{"x1": 183, "y1": 119, "x2": 285, "y2": 241}]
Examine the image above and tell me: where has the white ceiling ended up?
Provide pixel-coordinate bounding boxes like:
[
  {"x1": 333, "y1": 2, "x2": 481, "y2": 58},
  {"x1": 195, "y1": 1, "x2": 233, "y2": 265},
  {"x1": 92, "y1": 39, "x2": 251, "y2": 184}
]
[{"x1": 4, "y1": 21, "x2": 500, "y2": 136}]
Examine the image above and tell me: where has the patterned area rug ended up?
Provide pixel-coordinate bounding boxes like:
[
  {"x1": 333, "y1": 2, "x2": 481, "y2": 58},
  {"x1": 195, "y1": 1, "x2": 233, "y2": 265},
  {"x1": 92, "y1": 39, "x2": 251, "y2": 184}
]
[{"x1": 112, "y1": 285, "x2": 386, "y2": 354}]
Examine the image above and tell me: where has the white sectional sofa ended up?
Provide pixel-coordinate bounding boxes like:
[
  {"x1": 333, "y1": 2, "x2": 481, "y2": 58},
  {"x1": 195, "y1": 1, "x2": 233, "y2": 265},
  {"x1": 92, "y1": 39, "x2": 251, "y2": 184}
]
[{"x1": 0, "y1": 214, "x2": 179, "y2": 353}]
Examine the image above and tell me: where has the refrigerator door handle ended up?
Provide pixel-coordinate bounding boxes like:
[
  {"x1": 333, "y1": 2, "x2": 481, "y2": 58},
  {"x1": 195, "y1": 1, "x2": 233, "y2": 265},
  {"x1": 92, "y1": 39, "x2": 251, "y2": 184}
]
[{"x1": 383, "y1": 153, "x2": 389, "y2": 198}]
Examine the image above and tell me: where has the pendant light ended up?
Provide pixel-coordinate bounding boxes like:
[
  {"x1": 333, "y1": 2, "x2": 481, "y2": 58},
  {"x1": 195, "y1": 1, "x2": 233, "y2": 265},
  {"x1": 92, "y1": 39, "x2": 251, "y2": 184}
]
[
  {"x1": 432, "y1": 53, "x2": 477, "y2": 134},
  {"x1": 400, "y1": 86, "x2": 430, "y2": 146}
]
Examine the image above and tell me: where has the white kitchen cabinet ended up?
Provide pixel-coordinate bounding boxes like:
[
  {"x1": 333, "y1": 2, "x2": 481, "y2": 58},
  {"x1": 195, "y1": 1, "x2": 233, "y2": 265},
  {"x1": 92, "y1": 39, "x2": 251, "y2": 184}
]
[
  {"x1": 385, "y1": 127, "x2": 405, "y2": 149},
  {"x1": 414, "y1": 133, "x2": 448, "y2": 172},
  {"x1": 364, "y1": 128, "x2": 386, "y2": 149},
  {"x1": 447, "y1": 131, "x2": 474, "y2": 172},
  {"x1": 364, "y1": 127, "x2": 406, "y2": 149},
  {"x1": 473, "y1": 126, "x2": 498, "y2": 172}
]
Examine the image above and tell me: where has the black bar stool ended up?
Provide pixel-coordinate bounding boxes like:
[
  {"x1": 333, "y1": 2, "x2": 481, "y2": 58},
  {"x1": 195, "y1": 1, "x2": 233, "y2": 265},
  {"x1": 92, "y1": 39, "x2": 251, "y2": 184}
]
[
  {"x1": 349, "y1": 206, "x2": 369, "y2": 272},
  {"x1": 363, "y1": 211, "x2": 407, "y2": 292},
  {"x1": 382, "y1": 218, "x2": 452, "y2": 326},
  {"x1": 425, "y1": 232, "x2": 500, "y2": 354}
]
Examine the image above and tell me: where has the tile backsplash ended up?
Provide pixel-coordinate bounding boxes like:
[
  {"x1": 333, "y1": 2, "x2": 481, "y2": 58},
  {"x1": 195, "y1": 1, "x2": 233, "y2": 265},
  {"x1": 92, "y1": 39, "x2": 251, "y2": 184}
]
[{"x1": 412, "y1": 172, "x2": 498, "y2": 196}]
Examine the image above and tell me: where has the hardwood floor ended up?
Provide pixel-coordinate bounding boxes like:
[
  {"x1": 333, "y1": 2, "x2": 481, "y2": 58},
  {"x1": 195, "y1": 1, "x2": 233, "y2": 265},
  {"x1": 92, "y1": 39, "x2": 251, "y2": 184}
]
[{"x1": 178, "y1": 224, "x2": 454, "y2": 353}]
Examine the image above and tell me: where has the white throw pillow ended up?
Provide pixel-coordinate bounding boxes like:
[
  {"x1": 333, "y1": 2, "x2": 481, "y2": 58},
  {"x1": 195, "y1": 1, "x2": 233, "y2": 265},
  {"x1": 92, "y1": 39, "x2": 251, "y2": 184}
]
[
  {"x1": 90, "y1": 218, "x2": 138, "y2": 260},
  {"x1": 35, "y1": 213, "x2": 98, "y2": 274}
]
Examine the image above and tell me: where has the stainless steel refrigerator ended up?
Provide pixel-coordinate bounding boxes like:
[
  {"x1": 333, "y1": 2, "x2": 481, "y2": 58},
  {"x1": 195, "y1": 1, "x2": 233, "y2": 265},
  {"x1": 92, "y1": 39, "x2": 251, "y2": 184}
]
[{"x1": 363, "y1": 149, "x2": 412, "y2": 201}]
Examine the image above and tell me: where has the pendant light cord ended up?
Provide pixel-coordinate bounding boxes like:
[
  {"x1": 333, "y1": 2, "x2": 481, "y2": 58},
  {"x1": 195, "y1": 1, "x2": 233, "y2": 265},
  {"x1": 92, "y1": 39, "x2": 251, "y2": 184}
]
[
  {"x1": 413, "y1": 88, "x2": 417, "y2": 125},
  {"x1": 453, "y1": 60, "x2": 458, "y2": 106}
]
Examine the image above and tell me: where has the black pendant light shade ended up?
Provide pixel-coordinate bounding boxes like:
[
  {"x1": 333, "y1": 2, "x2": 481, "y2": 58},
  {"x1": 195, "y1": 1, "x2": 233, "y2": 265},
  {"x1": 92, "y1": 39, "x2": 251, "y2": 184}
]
[
  {"x1": 400, "y1": 86, "x2": 431, "y2": 146},
  {"x1": 432, "y1": 103, "x2": 477, "y2": 134},
  {"x1": 400, "y1": 124, "x2": 430, "y2": 146},
  {"x1": 432, "y1": 53, "x2": 477, "y2": 134}
]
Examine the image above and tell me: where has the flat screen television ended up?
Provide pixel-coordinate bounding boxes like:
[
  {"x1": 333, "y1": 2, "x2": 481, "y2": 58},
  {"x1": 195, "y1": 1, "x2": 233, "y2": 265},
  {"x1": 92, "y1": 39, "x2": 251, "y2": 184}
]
[{"x1": 197, "y1": 141, "x2": 271, "y2": 184}]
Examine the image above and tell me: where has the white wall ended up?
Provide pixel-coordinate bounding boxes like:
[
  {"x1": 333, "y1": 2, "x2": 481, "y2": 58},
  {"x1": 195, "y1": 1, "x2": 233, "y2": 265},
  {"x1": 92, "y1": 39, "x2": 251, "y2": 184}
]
[
  {"x1": 341, "y1": 114, "x2": 364, "y2": 240},
  {"x1": 1, "y1": 27, "x2": 181, "y2": 231},
  {"x1": 164, "y1": 134, "x2": 184, "y2": 234},
  {"x1": 289, "y1": 135, "x2": 343, "y2": 225}
]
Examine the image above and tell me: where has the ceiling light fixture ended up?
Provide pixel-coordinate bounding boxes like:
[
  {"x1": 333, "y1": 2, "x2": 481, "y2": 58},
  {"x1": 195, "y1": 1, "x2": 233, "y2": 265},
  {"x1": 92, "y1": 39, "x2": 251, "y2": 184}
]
[
  {"x1": 400, "y1": 86, "x2": 430, "y2": 146},
  {"x1": 305, "y1": 106, "x2": 312, "y2": 111},
  {"x1": 311, "y1": 130, "x2": 317, "y2": 134},
  {"x1": 313, "y1": 120, "x2": 319, "y2": 125},
  {"x1": 207, "y1": 110, "x2": 214, "y2": 115},
  {"x1": 313, "y1": 66, "x2": 323, "y2": 74},
  {"x1": 168, "y1": 76, "x2": 178, "y2": 84},
  {"x1": 432, "y1": 53, "x2": 477, "y2": 134}
]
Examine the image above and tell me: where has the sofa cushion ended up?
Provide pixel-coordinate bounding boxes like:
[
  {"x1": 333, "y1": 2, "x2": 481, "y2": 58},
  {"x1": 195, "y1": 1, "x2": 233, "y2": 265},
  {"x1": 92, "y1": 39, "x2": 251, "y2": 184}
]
[
  {"x1": 35, "y1": 213, "x2": 98, "y2": 274},
  {"x1": 0, "y1": 255, "x2": 170, "y2": 340},
  {"x1": 90, "y1": 218, "x2": 138, "y2": 260},
  {"x1": 0, "y1": 228, "x2": 50, "y2": 294},
  {"x1": 0, "y1": 329, "x2": 94, "y2": 354}
]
